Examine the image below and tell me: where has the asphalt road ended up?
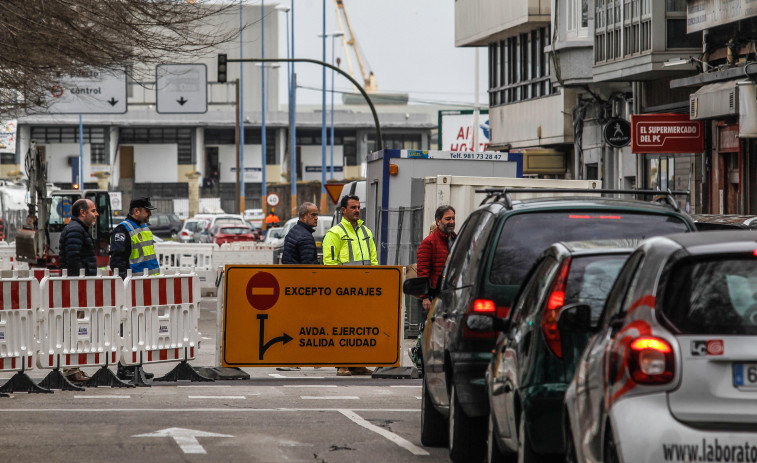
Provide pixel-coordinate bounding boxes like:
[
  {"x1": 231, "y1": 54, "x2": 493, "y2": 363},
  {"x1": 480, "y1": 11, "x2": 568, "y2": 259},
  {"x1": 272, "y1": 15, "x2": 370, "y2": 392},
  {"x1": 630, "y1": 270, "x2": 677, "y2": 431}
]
[{"x1": 0, "y1": 297, "x2": 450, "y2": 463}]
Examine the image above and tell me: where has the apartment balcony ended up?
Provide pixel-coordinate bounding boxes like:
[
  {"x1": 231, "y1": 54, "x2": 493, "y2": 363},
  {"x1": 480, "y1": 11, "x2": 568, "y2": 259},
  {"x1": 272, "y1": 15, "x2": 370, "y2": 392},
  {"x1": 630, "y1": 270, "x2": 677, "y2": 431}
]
[
  {"x1": 592, "y1": 0, "x2": 701, "y2": 82},
  {"x1": 455, "y1": 0, "x2": 549, "y2": 47},
  {"x1": 489, "y1": 89, "x2": 577, "y2": 148}
]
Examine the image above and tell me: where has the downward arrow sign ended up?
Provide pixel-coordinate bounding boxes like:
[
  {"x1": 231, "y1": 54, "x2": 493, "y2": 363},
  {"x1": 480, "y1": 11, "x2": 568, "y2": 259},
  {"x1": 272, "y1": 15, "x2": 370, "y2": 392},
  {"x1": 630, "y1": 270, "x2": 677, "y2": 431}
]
[
  {"x1": 133, "y1": 427, "x2": 232, "y2": 454},
  {"x1": 177, "y1": 96, "x2": 188, "y2": 106},
  {"x1": 107, "y1": 97, "x2": 118, "y2": 106}
]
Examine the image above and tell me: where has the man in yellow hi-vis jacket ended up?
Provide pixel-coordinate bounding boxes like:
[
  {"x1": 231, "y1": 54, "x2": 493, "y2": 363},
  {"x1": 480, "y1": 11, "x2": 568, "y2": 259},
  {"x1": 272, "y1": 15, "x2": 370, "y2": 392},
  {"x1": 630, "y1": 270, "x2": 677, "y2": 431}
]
[
  {"x1": 322, "y1": 194, "x2": 378, "y2": 376},
  {"x1": 322, "y1": 195, "x2": 378, "y2": 266}
]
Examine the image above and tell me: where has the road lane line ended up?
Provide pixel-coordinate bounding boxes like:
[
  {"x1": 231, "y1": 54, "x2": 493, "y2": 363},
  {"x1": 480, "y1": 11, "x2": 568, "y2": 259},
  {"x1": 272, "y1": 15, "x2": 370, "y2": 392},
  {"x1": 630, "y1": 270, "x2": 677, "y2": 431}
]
[
  {"x1": 300, "y1": 396, "x2": 359, "y2": 400},
  {"x1": 390, "y1": 385, "x2": 422, "y2": 388},
  {"x1": 268, "y1": 374, "x2": 326, "y2": 379},
  {"x1": 338, "y1": 409, "x2": 429, "y2": 456},
  {"x1": 74, "y1": 395, "x2": 131, "y2": 399},
  {"x1": 0, "y1": 408, "x2": 419, "y2": 412},
  {"x1": 283, "y1": 385, "x2": 337, "y2": 388},
  {"x1": 187, "y1": 396, "x2": 247, "y2": 399},
  {"x1": 177, "y1": 385, "x2": 233, "y2": 388}
]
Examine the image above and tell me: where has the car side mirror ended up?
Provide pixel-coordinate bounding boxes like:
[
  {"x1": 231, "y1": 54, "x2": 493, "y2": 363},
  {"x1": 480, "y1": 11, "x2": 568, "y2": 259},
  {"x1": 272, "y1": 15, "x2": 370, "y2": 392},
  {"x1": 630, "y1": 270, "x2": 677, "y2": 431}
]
[
  {"x1": 402, "y1": 277, "x2": 433, "y2": 298},
  {"x1": 557, "y1": 303, "x2": 595, "y2": 333},
  {"x1": 465, "y1": 314, "x2": 510, "y2": 333}
]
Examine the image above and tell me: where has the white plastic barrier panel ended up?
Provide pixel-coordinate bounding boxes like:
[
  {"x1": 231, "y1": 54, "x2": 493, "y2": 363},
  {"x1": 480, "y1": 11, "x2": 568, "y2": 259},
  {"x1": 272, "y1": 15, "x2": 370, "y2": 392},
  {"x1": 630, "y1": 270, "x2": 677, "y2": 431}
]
[
  {"x1": 0, "y1": 244, "x2": 28, "y2": 271},
  {"x1": 121, "y1": 272, "x2": 201, "y2": 366},
  {"x1": 37, "y1": 271, "x2": 123, "y2": 369},
  {"x1": 155, "y1": 243, "x2": 216, "y2": 289},
  {"x1": 213, "y1": 242, "x2": 274, "y2": 267},
  {"x1": 0, "y1": 276, "x2": 37, "y2": 371}
]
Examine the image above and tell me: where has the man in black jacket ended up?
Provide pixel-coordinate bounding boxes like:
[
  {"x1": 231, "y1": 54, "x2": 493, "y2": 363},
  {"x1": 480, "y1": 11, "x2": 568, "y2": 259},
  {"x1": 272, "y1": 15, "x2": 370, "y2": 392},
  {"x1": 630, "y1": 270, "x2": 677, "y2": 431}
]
[
  {"x1": 60, "y1": 199, "x2": 99, "y2": 277},
  {"x1": 58, "y1": 198, "x2": 99, "y2": 383},
  {"x1": 281, "y1": 202, "x2": 319, "y2": 265}
]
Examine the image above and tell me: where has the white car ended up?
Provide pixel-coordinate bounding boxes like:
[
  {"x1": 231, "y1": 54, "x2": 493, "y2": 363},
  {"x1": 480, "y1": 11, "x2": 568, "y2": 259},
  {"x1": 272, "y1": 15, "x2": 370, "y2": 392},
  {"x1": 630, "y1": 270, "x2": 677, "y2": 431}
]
[
  {"x1": 273, "y1": 216, "x2": 334, "y2": 264},
  {"x1": 563, "y1": 230, "x2": 757, "y2": 463}
]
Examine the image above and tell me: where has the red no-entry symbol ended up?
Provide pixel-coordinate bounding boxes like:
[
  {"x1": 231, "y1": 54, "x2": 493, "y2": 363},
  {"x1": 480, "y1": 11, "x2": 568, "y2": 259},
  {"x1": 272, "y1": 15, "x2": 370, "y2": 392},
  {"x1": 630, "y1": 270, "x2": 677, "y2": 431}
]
[
  {"x1": 51, "y1": 85, "x2": 64, "y2": 98},
  {"x1": 246, "y1": 271, "x2": 280, "y2": 311}
]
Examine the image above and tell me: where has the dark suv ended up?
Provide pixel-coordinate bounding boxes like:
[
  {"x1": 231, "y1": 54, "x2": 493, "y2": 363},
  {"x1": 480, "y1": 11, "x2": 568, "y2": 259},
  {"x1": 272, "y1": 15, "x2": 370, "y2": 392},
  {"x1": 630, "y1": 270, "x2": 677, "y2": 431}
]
[{"x1": 405, "y1": 189, "x2": 696, "y2": 462}]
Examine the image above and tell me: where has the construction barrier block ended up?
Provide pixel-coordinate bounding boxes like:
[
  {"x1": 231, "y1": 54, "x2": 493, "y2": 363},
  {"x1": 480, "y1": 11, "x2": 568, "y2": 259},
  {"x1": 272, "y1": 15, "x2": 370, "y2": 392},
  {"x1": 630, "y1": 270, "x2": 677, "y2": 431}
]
[
  {"x1": 0, "y1": 276, "x2": 38, "y2": 372},
  {"x1": 37, "y1": 271, "x2": 123, "y2": 370},
  {"x1": 121, "y1": 271, "x2": 201, "y2": 366}
]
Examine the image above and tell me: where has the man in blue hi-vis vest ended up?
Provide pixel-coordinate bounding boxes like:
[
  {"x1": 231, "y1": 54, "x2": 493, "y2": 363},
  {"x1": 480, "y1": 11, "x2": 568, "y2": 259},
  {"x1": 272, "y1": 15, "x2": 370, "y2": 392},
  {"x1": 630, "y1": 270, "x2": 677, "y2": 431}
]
[{"x1": 110, "y1": 197, "x2": 160, "y2": 381}]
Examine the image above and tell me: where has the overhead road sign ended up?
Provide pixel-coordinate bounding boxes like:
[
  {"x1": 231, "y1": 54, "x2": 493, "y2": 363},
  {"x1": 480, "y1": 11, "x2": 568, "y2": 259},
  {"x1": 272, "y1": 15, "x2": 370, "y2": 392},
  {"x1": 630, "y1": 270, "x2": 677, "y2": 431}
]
[
  {"x1": 222, "y1": 266, "x2": 403, "y2": 367},
  {"x1": 46, "y1": 69, "x2": 127, "y2": 114},
  {"x1": 156, "y1": 64, "x2": 208, "y2": 114}
]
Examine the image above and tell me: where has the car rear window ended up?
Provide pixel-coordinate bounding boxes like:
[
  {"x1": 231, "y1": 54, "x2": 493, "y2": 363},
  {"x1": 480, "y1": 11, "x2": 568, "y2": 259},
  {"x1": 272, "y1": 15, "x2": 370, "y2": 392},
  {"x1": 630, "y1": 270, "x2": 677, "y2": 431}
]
[
  {"x1": 565, "y1": 255, "x2": 628, "y2": 321},
  {"x1": 662, "y1": 257, "x2": 757, "y2": 335},
  {"x1": 220, "y1": 227, "x2": 251, "y2": 235},
  {"x1": 490, "y1": 212, "x2": 688, "y2": 286}
]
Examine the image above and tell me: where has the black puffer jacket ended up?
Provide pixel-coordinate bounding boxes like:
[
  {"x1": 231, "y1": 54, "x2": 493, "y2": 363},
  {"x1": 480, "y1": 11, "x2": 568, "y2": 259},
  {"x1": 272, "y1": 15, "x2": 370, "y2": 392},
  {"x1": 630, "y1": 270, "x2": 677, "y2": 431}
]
[
  {"x1": 281, "y1": 220, "x2": 318, "y2": 264},
  {"x1": 59, "y1": 217, "x2": 98, "y2": 276}
]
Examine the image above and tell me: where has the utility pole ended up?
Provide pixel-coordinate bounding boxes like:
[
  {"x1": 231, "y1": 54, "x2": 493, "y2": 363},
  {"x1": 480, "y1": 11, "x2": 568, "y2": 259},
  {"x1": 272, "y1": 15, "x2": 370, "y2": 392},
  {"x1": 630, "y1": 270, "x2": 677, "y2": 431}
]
[{"x1": 235, "y1": 78, "x2": 241, "y2": 214}]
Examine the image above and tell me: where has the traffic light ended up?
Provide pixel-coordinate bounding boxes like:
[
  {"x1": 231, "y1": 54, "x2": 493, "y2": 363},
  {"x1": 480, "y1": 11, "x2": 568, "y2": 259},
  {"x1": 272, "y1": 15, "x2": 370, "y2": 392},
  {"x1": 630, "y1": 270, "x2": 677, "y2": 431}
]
[{"x1": 217, "y1": 54, "x2": 227, "y2": 83}]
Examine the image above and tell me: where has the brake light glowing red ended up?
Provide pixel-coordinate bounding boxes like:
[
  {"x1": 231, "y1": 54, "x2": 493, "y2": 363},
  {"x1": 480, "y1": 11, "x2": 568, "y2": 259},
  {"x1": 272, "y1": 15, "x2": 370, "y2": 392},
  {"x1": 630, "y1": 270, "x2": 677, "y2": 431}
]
[
  {"x1": 464, "y1": 299, "x2": 510, "y2": 338},
  {"x1": 630, "y1": 337, "x2": 671, "y2": 353},
  {"x1": 753, "y1": 249, "x2": 757, "y2": 257},
  {"x1": 542, "y1": 258, "x2": 572, "y2": 359},
  {"x1": 628, "y1": 336, "x2": 674, "y2": 384},
  {"x1": 569, "y1": 215, "x2": 622, "y2": 220},
  {"x1": 473, "y1": 299, "x2": 495, "y2": 313}
]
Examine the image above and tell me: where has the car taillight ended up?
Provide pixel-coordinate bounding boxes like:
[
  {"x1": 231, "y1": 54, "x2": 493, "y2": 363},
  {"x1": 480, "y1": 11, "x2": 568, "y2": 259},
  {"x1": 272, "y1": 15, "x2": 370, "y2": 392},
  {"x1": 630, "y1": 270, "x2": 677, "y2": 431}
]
[
  {"x1": 464, "y1": 299, "x2": 510, "y2": 338},
  {"x1": 628, "y1": 336, "x2": 674, "y2": 384},
  {"x1": 541, "y1": 258, "x2": 571, "y2": 359}
]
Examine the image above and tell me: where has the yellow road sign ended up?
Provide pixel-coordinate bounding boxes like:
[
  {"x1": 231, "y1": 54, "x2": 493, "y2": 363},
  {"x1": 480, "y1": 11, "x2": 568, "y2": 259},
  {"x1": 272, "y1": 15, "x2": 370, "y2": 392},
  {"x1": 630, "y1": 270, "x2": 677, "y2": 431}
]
[{"x1": 222, "y1": 265, "x2": 403, "y2": 367}]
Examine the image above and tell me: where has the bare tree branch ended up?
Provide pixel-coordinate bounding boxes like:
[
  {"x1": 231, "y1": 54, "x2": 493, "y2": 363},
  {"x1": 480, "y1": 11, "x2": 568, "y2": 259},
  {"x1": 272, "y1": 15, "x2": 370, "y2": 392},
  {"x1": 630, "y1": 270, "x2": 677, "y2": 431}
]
[{"x1": 0, "y1": 0, "x2": 241, "y2": 116}]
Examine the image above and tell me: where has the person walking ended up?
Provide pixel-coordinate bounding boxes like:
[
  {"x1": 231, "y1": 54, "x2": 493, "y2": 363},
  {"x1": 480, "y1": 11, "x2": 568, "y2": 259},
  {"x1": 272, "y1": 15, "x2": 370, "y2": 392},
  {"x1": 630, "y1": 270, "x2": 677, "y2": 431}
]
[
  {"x1": 409, "y1": 205, "x2": 456, "y2": 374},
  {"x1": 282, "y1": 202, "x2": 319, "y2": 265},
  {"x1": 58, "y1": 198, "x2": 99, "y2": 383},
  {"x1": 109, "y1": 197, "x2": 160, "y2": 381},
  {"x1": 322, "y1": 194, "x2": 378, "y2": 376}
]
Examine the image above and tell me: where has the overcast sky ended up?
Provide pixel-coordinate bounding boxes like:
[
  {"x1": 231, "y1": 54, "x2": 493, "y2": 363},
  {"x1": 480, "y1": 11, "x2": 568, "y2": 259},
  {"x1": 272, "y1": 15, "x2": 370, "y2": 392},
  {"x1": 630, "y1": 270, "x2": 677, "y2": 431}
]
[{"x1": 265, "y1": 0, "x2": 488, "y2": 107}]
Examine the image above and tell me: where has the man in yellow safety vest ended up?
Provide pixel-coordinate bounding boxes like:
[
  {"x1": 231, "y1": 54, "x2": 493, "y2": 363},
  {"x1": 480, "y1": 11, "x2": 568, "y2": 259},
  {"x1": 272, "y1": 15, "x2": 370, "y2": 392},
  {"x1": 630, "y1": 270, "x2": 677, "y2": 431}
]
[{"x1": 322, "y1": 194, "x2": 378, "y2": 376}]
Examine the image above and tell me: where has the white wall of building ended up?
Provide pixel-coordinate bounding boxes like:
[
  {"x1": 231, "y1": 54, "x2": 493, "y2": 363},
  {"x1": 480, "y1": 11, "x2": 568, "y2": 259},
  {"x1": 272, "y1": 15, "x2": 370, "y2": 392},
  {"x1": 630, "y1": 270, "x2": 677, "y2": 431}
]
[
  {"x1": 43, "y1": 143, "x2": 91, "y2": 184},
  {"x1": 133, "y1": 144, "x2": 178, "y2": 183},
  {"x1": 300, "y1": 145, "x2": 344, "y2": 182},
  {"x1": 218, "y1": 144, "x2": 263, "y2": 183}
]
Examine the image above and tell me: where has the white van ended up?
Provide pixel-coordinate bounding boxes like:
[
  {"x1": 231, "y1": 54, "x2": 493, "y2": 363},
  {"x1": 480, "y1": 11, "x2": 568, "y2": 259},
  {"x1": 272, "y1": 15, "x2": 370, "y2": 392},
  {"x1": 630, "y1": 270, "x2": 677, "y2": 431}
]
[{"x1": 333, "y1": 180, "x2": 366, "y2": 224}]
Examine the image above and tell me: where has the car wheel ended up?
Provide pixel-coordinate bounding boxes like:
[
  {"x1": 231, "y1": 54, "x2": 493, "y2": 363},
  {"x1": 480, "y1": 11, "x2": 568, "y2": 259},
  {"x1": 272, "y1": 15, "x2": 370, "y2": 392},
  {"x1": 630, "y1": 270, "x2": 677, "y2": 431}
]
[
  {"x1": 517, "y1": 410, "x2": 539, "y2": 463},
  {"x1": 420, "y1": 373, "x2": 447, "y2": 447},
  {"x1": 564, "y1": 418, "x2": 578, "y2": 463},
  {"x1": 487, "y1": 412, "x2": 512, "y2": 463},
  {"x1": 448, "y1": 383, "x2": 486, "y2": 463},
  {"x1": 604, "y1": 425, "x2": 621, "y2": 463}
]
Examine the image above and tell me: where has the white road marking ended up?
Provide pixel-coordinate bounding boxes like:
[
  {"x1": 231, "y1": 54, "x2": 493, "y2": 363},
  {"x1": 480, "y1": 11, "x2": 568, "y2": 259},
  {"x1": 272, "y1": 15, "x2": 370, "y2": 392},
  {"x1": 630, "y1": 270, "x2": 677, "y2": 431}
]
[
  {"x1": 268, "y1": 373, "x2": 326, "y2": 379},
  {"x1": 283, "y1": 385, "x2": 337, "y2": 388},
  {"x1": 187, "y1": 395, "x2": 247, "y2": 399},
  {"x1": 0, "y1": 408, "x2": 419, "y2": 412},
  {"x1": 390, "y1": 385, "x2": 422, "y2": 388},
  {"x1": 74, "y1": 395, "x2": 131, "y2": 399},
  {"x1": 338, "y1": 409, "x2": 429, "y2": 456},
  {"x1": 415, "y1": 397, "x2": 422, "y2": 400},
  {"x1": 300, "y1": 396, "x2": 360, "y2": 400},
  {"x1": 177, "y1": 385, "x2": 232, "y2": 388},
  {"x1": 133, "y1": 427, "x2": 232, "y2": 454}
]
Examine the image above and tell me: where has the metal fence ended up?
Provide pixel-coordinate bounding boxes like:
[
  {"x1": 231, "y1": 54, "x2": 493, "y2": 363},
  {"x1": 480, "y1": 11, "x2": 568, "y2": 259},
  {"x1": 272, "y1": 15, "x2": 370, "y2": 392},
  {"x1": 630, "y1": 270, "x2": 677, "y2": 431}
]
[{"x1": 376, "y1": 206, "x2": 425, "y2": 337}]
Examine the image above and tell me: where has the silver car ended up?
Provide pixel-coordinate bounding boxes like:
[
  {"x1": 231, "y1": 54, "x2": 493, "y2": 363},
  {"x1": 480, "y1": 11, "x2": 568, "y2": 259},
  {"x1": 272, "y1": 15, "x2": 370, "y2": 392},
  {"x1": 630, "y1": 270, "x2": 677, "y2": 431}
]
[{"x1": 563, "y1": 230, "x2": 757, "y2": 463}]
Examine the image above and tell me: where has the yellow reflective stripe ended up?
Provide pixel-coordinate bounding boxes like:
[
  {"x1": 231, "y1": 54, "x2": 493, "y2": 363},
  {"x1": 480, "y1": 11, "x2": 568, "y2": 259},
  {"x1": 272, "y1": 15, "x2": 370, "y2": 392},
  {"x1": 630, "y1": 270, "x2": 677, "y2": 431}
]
[
  {"x1": 130, "y1": 248, "x2": 140, "y2": 259},
  {"x1": 142, "y1": 245, "x2": 156, "y2": 256}
]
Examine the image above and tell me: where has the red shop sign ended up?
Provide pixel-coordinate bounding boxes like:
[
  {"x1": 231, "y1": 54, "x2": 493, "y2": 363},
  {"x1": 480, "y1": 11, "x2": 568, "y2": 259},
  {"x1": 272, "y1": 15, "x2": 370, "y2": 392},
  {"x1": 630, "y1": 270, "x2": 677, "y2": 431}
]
[{"x1": 631, "y1": 113, "x2": 704, "y2": 154}]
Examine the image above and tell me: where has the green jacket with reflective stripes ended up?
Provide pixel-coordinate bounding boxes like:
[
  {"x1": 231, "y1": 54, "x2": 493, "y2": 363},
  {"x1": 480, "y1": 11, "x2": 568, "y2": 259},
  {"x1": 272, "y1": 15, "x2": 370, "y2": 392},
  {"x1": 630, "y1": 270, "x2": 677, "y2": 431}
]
[{"x1": 322, "y1": 217, "x2": 378, "y2": 266}]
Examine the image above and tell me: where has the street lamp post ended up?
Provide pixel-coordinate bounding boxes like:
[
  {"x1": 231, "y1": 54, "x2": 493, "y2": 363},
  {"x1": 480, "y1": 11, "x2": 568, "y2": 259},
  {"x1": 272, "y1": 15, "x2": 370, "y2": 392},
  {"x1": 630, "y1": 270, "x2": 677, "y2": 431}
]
[
  {"x1": 318, "y1": 31, "x2": 344, "y2": 180},
  {"x1": 275, "y1": 4, "x2": 291, "y2": 213},
  {"x1": 256, "y1": 62, "x2": 279, "y2": 218}
]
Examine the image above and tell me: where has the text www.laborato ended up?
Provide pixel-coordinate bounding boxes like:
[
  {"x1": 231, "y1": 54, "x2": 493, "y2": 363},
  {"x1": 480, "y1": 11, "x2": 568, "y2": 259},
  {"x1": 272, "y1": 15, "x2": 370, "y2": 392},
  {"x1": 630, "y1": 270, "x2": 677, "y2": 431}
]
[{"x1": 662, "y1": 439, "x2": 757, "y2": 462}]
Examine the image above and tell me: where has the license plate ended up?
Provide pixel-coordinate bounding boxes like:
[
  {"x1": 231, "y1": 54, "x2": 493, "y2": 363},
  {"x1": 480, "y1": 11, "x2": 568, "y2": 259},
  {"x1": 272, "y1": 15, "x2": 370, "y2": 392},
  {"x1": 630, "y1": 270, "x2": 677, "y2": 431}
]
[{"x1": 733, "y1": 363, "x2": 757, "y2": 386}]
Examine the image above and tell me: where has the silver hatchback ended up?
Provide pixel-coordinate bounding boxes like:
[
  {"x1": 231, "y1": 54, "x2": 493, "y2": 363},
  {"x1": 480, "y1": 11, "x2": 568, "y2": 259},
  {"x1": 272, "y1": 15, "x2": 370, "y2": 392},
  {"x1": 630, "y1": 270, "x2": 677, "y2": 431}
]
[{"x1": 562, "y1": 230, "x2": 757, "y2": 463}]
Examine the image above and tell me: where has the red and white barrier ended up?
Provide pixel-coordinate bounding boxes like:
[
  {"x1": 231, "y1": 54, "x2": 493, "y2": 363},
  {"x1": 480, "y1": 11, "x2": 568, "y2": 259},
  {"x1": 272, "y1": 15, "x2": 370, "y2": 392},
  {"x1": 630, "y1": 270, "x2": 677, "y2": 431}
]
[
  {"x1": 37, "y1": 270, "x2": 123, "y2": 370},
  {"x1": 121, "y1": 271, "x2": 201, "y2": 367},
  {"x1": 0, "y1": 275, "x2": 38, "y2": 372}
]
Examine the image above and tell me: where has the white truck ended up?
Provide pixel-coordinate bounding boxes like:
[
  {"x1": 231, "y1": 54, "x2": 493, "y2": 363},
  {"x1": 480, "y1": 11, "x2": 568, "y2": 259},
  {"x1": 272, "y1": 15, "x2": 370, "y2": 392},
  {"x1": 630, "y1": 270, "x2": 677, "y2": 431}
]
[{"x1": 421, "y1": 175, "x2": 602, "y2": 236}]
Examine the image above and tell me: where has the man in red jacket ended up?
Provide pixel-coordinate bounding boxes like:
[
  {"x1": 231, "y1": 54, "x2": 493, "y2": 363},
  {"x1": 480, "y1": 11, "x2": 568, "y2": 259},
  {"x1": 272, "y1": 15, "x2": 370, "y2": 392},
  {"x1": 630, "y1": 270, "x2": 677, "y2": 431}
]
[{"x1": 410, "y1": 205, "x2": 456, "y2": 373}]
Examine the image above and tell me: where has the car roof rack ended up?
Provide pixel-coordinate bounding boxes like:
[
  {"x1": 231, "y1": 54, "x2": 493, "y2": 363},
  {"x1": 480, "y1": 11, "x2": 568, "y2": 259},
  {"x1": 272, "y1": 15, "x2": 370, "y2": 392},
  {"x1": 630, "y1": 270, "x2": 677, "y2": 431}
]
[{"x1": 476, "y1": 188, "x2": 689, "y2": 212}]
